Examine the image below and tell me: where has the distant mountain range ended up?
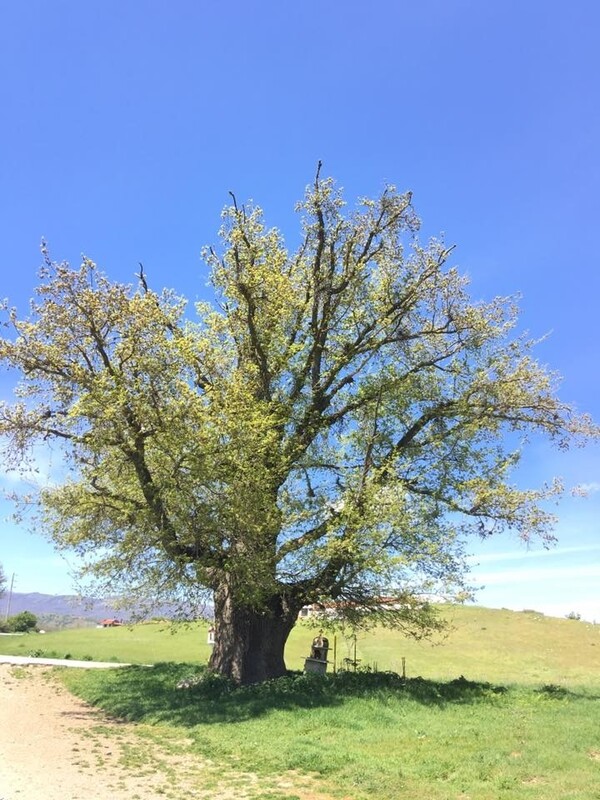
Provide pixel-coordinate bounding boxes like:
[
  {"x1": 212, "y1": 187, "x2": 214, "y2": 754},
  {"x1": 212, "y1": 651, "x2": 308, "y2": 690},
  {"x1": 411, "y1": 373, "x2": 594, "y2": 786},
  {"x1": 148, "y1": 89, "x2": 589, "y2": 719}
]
[
  {"x1": 3, "y1": 592, "x2": 124, "y2": 622},
  {"x1": 2, "y1": 591, "x2": 211, "y2": 629}
]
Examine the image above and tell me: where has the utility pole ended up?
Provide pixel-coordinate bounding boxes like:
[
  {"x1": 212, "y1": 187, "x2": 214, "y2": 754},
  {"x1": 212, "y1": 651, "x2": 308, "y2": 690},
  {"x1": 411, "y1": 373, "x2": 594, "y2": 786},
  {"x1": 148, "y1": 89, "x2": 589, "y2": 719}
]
[{"x1": 4, "y1": 573, "x2": 15, "y2": 622}]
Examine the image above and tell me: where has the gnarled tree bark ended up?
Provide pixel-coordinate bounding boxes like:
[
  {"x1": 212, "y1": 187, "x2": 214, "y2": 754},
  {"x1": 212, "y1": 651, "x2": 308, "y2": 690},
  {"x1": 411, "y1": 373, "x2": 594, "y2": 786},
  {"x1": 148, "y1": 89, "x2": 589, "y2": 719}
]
[{"x1": 208, "y1": 581, "x2": 305, "y2": 684}]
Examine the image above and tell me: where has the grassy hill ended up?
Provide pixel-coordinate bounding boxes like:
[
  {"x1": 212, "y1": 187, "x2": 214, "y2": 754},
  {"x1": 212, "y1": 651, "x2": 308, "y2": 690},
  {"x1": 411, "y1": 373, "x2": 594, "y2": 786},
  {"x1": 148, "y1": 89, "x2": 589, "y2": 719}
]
[
  {"x1": 2, "y1": 604, "x2": 598, "y2": 686},
  {"x1": 341, "y1": 605, "x2": 600, "y2": 686}
]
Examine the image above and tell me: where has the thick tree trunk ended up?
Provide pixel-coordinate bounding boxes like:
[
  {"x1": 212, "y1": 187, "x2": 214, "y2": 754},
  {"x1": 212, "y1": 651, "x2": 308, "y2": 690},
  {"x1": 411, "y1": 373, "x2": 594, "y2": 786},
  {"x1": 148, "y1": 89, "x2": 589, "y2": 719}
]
[{"x1": 208, "y1": 581, "x2": 303, "y2": 684}]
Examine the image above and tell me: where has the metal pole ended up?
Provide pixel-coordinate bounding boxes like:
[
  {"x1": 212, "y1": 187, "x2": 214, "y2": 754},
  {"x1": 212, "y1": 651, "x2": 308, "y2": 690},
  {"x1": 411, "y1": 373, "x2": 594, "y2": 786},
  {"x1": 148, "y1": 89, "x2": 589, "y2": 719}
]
[{"x1": 4, "y1": 573, "x2": 15, "y2": 622}]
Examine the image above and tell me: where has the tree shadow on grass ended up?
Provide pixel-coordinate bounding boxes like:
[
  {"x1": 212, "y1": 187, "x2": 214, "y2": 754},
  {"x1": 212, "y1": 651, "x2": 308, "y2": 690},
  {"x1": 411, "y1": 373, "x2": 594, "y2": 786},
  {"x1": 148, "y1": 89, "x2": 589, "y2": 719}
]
[
  {"x1": 81, "y1": 663, "x2": 514, "y2": 727},
  {"x1": 535, "y1": 683, "x2": 600, "y2": 701}
]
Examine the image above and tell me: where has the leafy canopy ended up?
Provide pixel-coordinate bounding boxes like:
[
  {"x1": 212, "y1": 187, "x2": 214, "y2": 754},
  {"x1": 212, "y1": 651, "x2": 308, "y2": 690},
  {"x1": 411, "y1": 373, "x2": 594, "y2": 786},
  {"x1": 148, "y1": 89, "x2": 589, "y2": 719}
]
[{"x1": 0, "y1": 170, "x2": 596, "y2": 629}]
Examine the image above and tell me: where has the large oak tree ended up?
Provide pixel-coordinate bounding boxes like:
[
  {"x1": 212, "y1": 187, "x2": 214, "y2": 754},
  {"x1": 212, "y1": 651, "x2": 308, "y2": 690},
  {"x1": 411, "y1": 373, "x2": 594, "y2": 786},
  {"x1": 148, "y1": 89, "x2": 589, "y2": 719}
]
[{"x1": 1, "y1": 169, "x2": 596, "y2": 682}]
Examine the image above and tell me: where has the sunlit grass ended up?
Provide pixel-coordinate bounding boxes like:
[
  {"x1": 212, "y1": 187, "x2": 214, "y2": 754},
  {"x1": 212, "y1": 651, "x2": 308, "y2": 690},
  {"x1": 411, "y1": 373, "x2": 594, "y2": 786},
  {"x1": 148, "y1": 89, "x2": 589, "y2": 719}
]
[
  {"x1": 0, "y1": 619, "x2": 213, "y2": 664},
  {"x1": 2, "y1": 605, "x2": 599, "y2": 687}
]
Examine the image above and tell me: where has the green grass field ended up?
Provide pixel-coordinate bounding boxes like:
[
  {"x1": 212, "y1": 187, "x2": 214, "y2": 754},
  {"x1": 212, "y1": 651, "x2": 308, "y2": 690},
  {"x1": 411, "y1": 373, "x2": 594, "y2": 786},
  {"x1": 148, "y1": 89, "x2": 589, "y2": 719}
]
[
  {"x1": 2, "y1": 604, "x2": 599, "y2": 685},
  {"x1": 3, "y1": 606, "x2": 599, "y2": 799}
]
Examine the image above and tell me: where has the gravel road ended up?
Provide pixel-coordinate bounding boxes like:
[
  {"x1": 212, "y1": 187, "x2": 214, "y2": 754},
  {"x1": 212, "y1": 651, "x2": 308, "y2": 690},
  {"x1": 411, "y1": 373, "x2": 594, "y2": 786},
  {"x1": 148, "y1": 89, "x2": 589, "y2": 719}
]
[{"x1": 0, "y1": 653, "x2": 133, "y2": 668}]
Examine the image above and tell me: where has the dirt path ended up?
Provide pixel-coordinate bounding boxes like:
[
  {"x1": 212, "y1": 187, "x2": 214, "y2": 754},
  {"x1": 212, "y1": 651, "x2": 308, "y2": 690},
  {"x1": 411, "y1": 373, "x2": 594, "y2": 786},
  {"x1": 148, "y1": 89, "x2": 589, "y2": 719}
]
[
  {"x1": 0, "y1": 664, "x2": 180, "y2": 800},
  {"x1": 0, "y1": 664, "x2": 342, "y2": 800}
]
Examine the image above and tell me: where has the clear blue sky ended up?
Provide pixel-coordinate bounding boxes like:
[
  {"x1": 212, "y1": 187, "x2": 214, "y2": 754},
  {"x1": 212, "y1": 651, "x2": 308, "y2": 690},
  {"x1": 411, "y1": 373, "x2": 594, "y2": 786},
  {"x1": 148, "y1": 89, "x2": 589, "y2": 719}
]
[{"x1": 1, "y1": 1, "x2": 598, "y2": 619}]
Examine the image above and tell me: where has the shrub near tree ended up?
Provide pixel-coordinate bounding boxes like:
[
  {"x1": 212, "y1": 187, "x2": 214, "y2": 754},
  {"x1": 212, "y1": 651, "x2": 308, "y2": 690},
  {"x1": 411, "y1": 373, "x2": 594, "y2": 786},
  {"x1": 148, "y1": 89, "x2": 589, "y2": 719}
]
[
  {"x1": 0, "y1": 168, "x2": 597, "y2": 683},
  {"x1": 0, "y1": 611, "x2": 38, "y2": 633}
]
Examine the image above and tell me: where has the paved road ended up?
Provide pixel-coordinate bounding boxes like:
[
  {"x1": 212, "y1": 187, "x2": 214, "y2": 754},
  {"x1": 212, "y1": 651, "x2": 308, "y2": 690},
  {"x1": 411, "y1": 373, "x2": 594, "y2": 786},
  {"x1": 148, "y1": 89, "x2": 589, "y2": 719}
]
[{"x1": 0, "y1": 653, "x2": 135, "y2": 668}]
